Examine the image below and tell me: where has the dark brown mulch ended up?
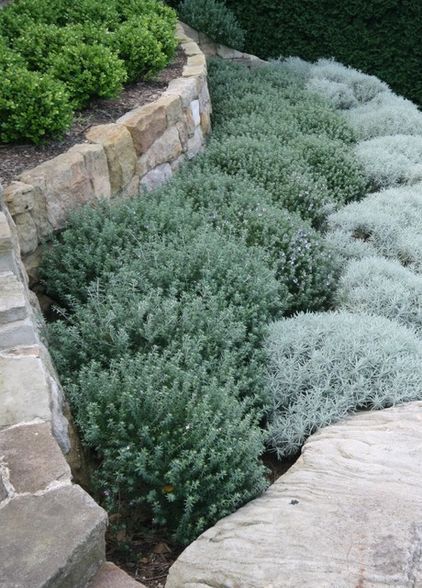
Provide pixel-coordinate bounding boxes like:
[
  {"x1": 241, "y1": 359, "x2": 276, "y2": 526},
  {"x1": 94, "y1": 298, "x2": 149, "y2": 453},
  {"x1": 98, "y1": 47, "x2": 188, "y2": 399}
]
[
  {"x1": 108, "y1": 534, "x2": 183, "y2": 588},
  {"x1": 0, "y1": 48, "x2": 186, "y2": 187}
]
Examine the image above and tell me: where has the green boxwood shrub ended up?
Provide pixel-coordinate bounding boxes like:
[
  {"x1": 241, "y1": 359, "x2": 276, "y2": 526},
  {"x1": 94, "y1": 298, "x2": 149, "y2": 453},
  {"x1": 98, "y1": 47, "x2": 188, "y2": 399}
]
[
  {"x1": 46, "y1": 42, "x2": 127, "y2": 109},
  {"x1": 266, "y1": 311, "x2": 422, "y2": 458},
  {"x1": 0, "y1": 0, "x2": 177, "y2": 143},
  {"x1": 69, "y1": 354, "x2": 268, "y2": 544},
  {"x1": 0, "y1": 66, "x2": 73, "y2": 143},
  {"x1": 110, "y1": 18, "x2": 167, "y2": 83},
  {"x1": 337, "y1": 257, "x2": 422, "y2": 335},
  {"x1": 178, "y1": 0, "x2": 245, "y2": 50}
]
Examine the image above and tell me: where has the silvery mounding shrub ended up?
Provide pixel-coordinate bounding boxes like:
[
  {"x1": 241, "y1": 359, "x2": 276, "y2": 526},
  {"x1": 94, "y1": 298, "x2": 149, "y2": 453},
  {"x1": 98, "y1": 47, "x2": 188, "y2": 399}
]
[
  {"x1": 355, "y1": 135, "x2": 422, "y2": 190},
  {"x1": 323, "y1": 228, "x2": 376, "y2": 264},
  {"x1": 266, "y1": 311, "x2": 422, "y2": 458},
  {"x1": 337, "y1": 257, "x2": 422, "y2": 335},
  {"x1": 344, "y1": 92, "x2": 422, "y2": 140},
  {"x1": 178, "y1": 0, "x2": 245, "y2": 50},
  {"x1": 70, "y1": 354, "x2": 268, "y2": 545},
  {"x1": 305, "y1": 58, "x2": 390, "y2": 106},
  {"x1": 328, "y1": 185, "x2": 422, "y2": 273}
]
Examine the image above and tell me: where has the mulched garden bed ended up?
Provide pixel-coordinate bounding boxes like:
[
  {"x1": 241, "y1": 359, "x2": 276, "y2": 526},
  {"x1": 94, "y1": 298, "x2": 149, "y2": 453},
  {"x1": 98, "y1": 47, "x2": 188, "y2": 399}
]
[{"x1": 0, "y1": 48, "x2": 186, "y2": 187}]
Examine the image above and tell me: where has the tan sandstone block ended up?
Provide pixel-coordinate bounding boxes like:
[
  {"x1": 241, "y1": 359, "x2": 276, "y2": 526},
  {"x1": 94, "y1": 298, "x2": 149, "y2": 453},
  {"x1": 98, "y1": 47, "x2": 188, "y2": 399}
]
[
  {"x1": 0, "y1": 422, "x2": 71, "y2": 494},
  {"x1": 183, "y1": 63, "x2": 207, "y2": 78},
  {"x1": 143, "y1": 127, "x2": 183, "y2": 170},
  {"x1": 188, "y1": 54, "x2": 206, "y2": 67},
  {"x1": 13, "y1": 212, "x2": 38, "y2": 255},
  {"x1": 200, "y1": 110, "x2": 212, "y2": 136},
  {"x1": 0, "y1": 212, "x2": 13, "y2": 254},
  {"x1": 0, "y1": 354, "x2": 51, "y2": 427},
  {"x1": 155, "y1": 94, "x2": 183, "y2": 127},
  {"x1": 177, "y1": 22, "x2": 199, "y2": 43},
  {"x1": 181, "y1": 41, "x2": 202, "y2": 56},
  {"x1": 117, "y1": 103, "x2": 167, "y2": 155},
  {"x1": 3, "y1": 181, "x2": 34, "y2": 215},
  {"x1": 21, "y1": 144, "x2": 110, "y2": 231},
  {"x1": 85, "y1": 124, "x2": 134, "y2": 195},
  {"x1": 166, "y1": 77, "x2": 198, "y2": 108}
]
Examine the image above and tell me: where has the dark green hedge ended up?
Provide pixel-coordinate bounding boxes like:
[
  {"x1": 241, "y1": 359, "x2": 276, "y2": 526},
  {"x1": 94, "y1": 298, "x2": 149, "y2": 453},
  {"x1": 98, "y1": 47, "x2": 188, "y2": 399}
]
[{"x1": 224, "y1": 0, "x2": 422, "y2": 105}]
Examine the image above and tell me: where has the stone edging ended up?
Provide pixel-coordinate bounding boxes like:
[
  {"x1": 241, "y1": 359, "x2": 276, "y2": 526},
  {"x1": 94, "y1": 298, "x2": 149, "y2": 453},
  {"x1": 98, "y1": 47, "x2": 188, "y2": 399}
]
[
  {"x1": 0, "y1": 22, "x2": 210, "y2": 588},
  {"x1": 3, "y1": 22, "x2": 212, "y2": 286}
]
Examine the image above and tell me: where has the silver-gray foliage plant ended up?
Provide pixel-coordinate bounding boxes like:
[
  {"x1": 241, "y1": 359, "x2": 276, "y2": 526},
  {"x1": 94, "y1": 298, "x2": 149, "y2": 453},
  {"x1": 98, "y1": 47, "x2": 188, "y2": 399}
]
[
  {"x1": 266, "y1": 311, "x2": 422, "y2": 458},
  {"x1": 337, "y1": 256, "x2": 422, "y2": 335}
]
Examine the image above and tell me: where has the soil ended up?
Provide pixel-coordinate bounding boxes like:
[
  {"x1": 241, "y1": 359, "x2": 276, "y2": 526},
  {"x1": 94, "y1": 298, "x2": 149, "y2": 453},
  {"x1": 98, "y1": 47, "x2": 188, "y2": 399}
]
[
  {"x1": 0, "y1": 48, "x2": 186, "y2": 187},
  {"x1": 109, "y1": 452, "x2": 299, "y2": 587}
]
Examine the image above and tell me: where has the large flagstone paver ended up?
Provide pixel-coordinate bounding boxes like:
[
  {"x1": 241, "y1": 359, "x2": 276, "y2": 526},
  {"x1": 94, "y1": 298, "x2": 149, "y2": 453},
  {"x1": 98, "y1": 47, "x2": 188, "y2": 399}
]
[{"x1": 167, "y1": 402, "x2": 422, "y2": 588}]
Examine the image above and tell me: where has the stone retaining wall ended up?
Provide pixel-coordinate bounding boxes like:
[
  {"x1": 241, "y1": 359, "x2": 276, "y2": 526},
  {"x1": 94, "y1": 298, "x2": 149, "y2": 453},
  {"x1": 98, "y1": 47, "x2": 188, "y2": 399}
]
[
  {"x1": 3, "y1": 22, "x2": 211, "y2": 284},
  {"x1": 0, "y1": 22, "x2": 210, "y2": 587}
]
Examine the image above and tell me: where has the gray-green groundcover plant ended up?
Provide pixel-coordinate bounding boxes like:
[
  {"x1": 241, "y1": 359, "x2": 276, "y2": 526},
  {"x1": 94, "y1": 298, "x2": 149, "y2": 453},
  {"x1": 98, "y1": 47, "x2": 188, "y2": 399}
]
[
  {"x1": 266, "y1": 312, "x2": 422, "y2": 457},
  {"x1": 41, "y1": 59, "x2": 364, "y2": 544}
]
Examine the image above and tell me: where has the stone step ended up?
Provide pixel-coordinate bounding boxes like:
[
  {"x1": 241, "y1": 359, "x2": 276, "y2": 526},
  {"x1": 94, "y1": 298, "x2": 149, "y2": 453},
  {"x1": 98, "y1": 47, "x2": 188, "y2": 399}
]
[
  {"x1": 0, "y1": 271, "x2": 27, "y2": 325},
  {"x1": 0, "y1": 485, "x2": 107, "y2": 588},
  {"x1": 89, "y1": 562, "x2": 146, "y2": 588},
  {"x1": 0, "y1": 353, "x2": 51, "y2": 429},
  {"x1": 166, "y1": 401, "x2": 422, "y2": 587},
  {"x1": 0, "y1": 316, "x2": 38, "y2": 349}
]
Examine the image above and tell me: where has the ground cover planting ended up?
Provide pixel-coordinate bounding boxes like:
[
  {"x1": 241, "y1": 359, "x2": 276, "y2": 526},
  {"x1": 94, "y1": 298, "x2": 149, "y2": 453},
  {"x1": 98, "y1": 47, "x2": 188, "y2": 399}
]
[
  {"x1": 264, "y1": 58, "x2": 422, "y2": 458},
  {"x1": 40, "y1": 58, "x2": 366, "y2": 545},
  {"x1": 0, "y1": 0, "x2": 177, "y2": 143}
]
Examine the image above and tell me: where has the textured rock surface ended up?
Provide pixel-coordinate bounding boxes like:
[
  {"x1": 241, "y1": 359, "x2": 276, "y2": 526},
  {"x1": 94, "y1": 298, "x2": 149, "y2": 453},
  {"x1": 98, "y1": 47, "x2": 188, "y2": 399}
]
[
  {"x1": 85, "y1": 124, "x2": 135, "y2": 194},
  {"x1": 20, "y1": 144, "x2": 110, "y2": 231},
  {"x1": 0, "y1": 485, "x2": 107, "y2": 588},
  {"x1": 167, "y1": 402, "x2": 422, "y2": 588},
  {"x1": 0, "y1": 422, "x2": 70, "y2": 493},
  {"x1": 0, "y1": 272, "x2": 26, "y2": 324},
  {"x1": 0, "y1": 354, "x2": 51, "y2": 427}
]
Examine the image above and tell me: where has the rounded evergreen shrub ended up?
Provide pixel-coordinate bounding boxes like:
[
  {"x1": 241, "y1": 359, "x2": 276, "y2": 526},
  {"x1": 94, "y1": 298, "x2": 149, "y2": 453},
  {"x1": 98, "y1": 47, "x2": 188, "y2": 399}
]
[
  {"x1": 289, "y1": 135, "x2": 367, "y2": 205},
  {"x1": 204, "y1": 136, "x2": 334, "y2": 226},
  {"x1": 344, "y1": 92, "x2": 422, "y2": 140},
  {"x1": 110, "y1": 17, "x2": 167, "y2": 83},
  {"x1": 0, "y1": 37, "x2": 26, "y2": 70},
  {"x1": 166, "y1": 167, "x2": 340, "y2": 311},
  {"x1": 328, "y1": 186, "x2": 422, "y2": 273},
  {"x1": 266, "y1": 311, "x2": 422, "y2": 458},
  {"x1": 178, "y1": 0, "x2": 245, "y2": 50},
  {"x1": 47, "y1": 42, "x2": 126, "y2": 109},
  {"x1": 355, "y1": 135, "x2": 422, "y2": 190},
  {"x1": 69, "y1": 354, "x2": 268, "y2": 544},
  {"x1": 304, "y1": 58, "x2": 390, "y2": 108},
  {"x1": 0, "y1": 66, "x2": 73, "y2": 143},
  {"x1": 337, "y1": 257, "x2": 422, "y2": 335}
]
